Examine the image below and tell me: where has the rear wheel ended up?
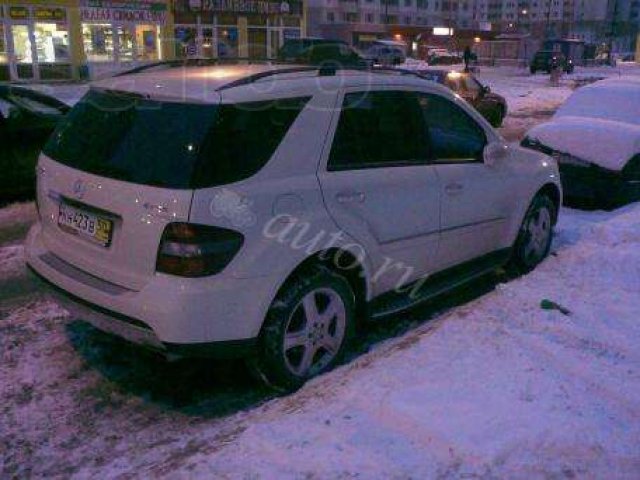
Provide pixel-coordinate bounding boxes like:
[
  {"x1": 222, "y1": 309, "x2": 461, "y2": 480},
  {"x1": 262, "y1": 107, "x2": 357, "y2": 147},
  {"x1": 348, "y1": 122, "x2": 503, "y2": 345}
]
[
  {"x1": 250, "y1": 265, "x2": 355, "y2": 391},
  {"x1": 509, "y1": 194, "x2": 556, "y2": 273}
]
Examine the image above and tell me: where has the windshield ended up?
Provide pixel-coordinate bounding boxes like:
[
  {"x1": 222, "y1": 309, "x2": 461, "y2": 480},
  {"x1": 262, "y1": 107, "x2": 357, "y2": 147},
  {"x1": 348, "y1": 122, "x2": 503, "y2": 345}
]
[{"x1": 44, "y1": 89, "x2": 309, "y2": 189}]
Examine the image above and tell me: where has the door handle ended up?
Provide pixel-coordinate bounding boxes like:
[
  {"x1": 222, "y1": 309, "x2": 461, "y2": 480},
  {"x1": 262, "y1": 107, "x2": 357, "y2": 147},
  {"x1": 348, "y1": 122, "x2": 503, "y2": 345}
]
[
  {"x1": 336, "y1": 191, "x2": 366, "y2": 204},
  {"x1": 444, "y1": 182, "x2": 464, "y2": 195}
]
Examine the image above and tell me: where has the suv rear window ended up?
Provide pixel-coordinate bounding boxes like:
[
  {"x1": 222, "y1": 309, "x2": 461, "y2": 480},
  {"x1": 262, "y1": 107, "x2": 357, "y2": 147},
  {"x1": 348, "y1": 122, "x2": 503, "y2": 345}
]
[{"x1": 44, "y1": 90, "x2": 309, "y2": 189}]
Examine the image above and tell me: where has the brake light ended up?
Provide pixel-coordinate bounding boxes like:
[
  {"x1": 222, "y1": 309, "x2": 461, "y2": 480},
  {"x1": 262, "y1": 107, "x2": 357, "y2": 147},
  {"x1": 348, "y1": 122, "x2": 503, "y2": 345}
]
[{"x1": 156, "y1": 223, "x2": 244, "y2": 277}]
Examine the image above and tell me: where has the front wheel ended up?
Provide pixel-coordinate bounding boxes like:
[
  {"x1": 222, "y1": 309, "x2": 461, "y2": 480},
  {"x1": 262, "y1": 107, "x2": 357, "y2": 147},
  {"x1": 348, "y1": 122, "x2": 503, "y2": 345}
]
[
  {"x1": 250, "y1": 265, "x2": 355, "y2": 391},
  {"x1": 508, "y1": 194, "x2": 557, "y2": 273}
]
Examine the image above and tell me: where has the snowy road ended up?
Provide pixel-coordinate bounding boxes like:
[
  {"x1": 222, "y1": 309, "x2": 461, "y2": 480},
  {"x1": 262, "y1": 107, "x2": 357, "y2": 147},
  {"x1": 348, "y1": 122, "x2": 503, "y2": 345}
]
[{"x1": 2, "y1": 201, "x2": 640, "y2": 478}]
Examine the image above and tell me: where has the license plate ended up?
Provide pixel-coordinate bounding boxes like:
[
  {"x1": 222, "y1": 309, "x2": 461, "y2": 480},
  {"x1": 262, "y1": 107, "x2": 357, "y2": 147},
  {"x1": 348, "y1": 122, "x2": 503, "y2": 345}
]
[{"x1": 58, "y1": 203, "x2": 113, "y2": 247}]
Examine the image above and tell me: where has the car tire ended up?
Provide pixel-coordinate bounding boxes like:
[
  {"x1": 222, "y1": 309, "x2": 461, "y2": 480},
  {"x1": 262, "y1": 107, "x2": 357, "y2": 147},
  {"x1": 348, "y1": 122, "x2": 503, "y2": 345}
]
[
  {"x1": 508, "y1": 194, "x2": 556, "y2": 274},
  {"x1": 530, "y1": 67, "x2": 536, "y2": 74},
  {"x1": 249, "y1": 264, "x2": 356, "y2": 391}
]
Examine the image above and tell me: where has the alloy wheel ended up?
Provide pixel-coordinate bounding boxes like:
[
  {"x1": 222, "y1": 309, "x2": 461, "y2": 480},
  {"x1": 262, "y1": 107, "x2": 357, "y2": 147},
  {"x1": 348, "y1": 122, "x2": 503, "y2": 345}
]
[
  {"x1": 523, "y1": 205, "x2": 552, "y2": 264},
  {"x1": 282, "y1": 287, "x2": 347, "y2": 377}
]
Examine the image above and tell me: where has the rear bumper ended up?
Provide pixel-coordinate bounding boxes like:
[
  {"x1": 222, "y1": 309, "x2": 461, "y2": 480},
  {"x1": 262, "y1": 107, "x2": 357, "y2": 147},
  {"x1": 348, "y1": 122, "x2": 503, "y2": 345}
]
[
  {"x1": 29, "y1": 265, "x2": 257, "y2": 358},
  {"x1": 26, "y1": 222, "x2": 277, "y2": 355}
]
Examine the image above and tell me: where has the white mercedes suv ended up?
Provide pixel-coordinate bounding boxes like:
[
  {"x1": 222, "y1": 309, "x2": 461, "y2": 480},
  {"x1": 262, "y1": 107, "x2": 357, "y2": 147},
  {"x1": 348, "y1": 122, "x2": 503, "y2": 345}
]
[{"x1": 26, "y1": 64, "x2": 561, "y2": 390}]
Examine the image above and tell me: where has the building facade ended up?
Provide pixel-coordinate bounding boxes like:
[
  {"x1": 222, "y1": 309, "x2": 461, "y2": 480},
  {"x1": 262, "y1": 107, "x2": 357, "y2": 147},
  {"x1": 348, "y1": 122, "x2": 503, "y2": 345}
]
[
  {"x1": 308, "y1": 0, "x2": 638, "y2": 56},
  {"x1": 172, "y1": 0, "x2": 304, "y2": 61},
  {"x1": 0, "y1": 0, "x2": 304, "y2": 82},
  {"x1": 0, "y1": 0, "x2": 174, "y2": 81}
]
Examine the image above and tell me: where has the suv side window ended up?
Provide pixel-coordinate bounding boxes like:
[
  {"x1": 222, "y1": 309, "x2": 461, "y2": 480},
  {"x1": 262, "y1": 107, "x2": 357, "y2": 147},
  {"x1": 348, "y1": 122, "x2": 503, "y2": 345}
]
[
  {"x1": 194, "y1": 96, "x2": 311, "y2": 187},
  {"x1": 418, "y1": 94, "x2": 486, "y2": 162},
  {"x1": 329, "y1": 90, "x2": 428, "y2": 170}
]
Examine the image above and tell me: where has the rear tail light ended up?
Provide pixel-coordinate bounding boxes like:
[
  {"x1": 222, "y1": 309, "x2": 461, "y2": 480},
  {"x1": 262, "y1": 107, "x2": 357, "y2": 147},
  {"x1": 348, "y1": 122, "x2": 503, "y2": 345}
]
[{"x1": 156, "y1": 223, "x2": 244, "y2": 277}]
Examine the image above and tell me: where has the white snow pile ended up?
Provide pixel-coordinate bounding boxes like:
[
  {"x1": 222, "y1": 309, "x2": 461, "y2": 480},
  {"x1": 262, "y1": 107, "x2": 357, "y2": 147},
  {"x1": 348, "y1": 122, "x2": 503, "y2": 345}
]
[
  {"x1": 526, "y1": 79, "x2": 640, "y2": 171},
  {"x1": 175, "y1": 205, "x2": 640, "y2": 479},
  {"x1": 555, "y1": 80, "x2": 640, "y2": 126},
  {"x1": 527, "y1": 116, "x2": 640, "y2": 171}
]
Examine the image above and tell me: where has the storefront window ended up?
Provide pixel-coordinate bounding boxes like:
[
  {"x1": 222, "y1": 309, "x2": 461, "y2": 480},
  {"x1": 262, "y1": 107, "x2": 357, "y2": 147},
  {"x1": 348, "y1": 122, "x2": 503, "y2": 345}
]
[
  {"x1": 202, "y1": 28, "x2": 214, "y2": 58},
  {"x1": 135, "y1": 25, "x2": 159, "y2": 61},
  {"x1": 83, "y1": 24, "x2": 114, "y2": 62},
  {"x1": 11, "y1": 25, "x2": 32, "y2": 64},
  {"x1": 218, "y1": 27, "x2": 238, "y2": 58},
  {"x1": 175, "y1": 26, "x2": 197, "y2": 58},
  {"x1": 0, "y1": 23, "x2": 7, "y2": 64},
  {"x1": 34, "y1": 23, "x2": 70, "y2": 63},
  {"x1": 117, "y1": 25, "x2": 135, "y2": 61}
]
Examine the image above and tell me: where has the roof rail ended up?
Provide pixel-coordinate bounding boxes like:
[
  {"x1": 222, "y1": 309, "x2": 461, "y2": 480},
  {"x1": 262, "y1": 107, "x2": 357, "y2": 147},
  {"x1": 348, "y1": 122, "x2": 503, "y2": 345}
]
[
  {"x1": 215, "y1": 64, "x2": 431, "y2": 91},
  {"x1": 113, "y1": 57, "x2": 276, "y2": 77}
]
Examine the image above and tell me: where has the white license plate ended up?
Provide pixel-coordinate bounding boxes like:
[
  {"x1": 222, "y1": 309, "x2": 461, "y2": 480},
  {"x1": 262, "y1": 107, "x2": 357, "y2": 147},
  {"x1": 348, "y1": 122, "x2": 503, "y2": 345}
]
[{"x1": 57, "y1": 203, "x2": 113, "y2": 247}]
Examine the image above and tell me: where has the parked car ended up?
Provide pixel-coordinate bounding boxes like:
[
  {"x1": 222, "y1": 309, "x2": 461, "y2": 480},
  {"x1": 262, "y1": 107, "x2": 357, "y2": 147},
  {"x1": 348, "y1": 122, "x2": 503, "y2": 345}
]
[
  {"x1": 428, "y1": 51, "x2": 463, "y2": 66},
  {"x1": 416, "y1": 69, "x2": 507, "y2": 127},
  {"x1": 27, "y1": 64, "x2": 561, "y2": 390},
  {"x1": 363, "y1": 40, "x2": 406, "y2": 65},
  {"x1": 0, "y1": 86, "x2": 69, "y2": 199},
  {"x1": 522, "y1": 77, "x2": 640, "y2": 208},
  {"x1": 276, "y1": 38, "x2": 368, "y2": 67},
  {"x1": 530, "y1": 50, "x2": 574, "y2": 74}
]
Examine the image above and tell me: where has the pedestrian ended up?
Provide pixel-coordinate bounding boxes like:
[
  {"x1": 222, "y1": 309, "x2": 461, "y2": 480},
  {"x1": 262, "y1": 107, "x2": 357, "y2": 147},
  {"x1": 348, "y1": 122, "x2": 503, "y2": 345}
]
[{"x1": 463, "y1": 46, "x2": 472, "y2": 72}]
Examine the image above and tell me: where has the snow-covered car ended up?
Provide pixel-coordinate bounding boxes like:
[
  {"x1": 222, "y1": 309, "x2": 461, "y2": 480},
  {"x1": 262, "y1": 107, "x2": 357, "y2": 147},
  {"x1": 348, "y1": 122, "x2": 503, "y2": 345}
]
[
  {"x1": 26, "y1": 64, "x2": 561, "y2": 390},
  {"x1": 522, "y1": 78, "x2": 640, "y2": 208}
]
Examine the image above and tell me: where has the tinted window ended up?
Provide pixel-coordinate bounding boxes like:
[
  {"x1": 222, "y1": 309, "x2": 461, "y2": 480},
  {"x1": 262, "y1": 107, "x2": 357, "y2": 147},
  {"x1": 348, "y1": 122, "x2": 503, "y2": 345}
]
[
  {"x1": 329, "y1": 91, "x2": 428, "y2": 170},
  {"x1": 418, "y1": 94, "x2": 486, "y2": 162},
  {"x1": 193, "y1": 97, "x2": 310, "y2": 187},
  {"x1": 44, "y1": 90, "x2": 308, "y2": 189}
]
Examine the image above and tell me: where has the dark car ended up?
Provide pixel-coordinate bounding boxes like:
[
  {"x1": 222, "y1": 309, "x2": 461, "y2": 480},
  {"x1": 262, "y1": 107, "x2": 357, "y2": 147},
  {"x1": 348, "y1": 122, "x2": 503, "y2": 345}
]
[
  {"x1": 277, "y1": 38, "x2": 368, "y2": 67},
  {"x1": 0, "y1": 86, "x2": 69, "y2": 199},
  {"x1": 428, "y1": 52, "x2": 463, "y2": 66},
  {"x1": 530, "y1": 50, "x2": 574, "y2": 74},
  {"x1": 416, "y1": 69, "x2": 507, "y2": 127},
  {"x1": 521, "y1": 80, "x2": 640, "y2": 209}
]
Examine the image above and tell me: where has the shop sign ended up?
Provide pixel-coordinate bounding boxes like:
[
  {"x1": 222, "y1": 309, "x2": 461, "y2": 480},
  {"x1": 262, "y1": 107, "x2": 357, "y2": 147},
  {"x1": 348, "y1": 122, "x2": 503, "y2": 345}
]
[
  {"x1": 80, "y1": 0, "x2": 168, "y2": 23},
  {"x1": 176, "y1": 0, "x2": 300, "y2": 15},
  {"x1": 34, "y1": 8, "x2": 67, "y2": 21},
  {"x1": 9, "y1": 7, "x2": 29, "y2": 19},
  {"x1": 81, "y1": 8, "x2": 167, "y2": 22}
]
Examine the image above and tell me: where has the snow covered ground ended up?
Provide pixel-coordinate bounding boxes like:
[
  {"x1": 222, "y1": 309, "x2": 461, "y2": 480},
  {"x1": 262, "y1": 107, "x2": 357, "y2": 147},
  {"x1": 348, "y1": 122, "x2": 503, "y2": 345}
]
[
  {"x1": 3, "y1": 67, "x2": 640, "y2": 478},
  {"x1": 2, "y1": 201, "x2": 640, "y2": 478}
]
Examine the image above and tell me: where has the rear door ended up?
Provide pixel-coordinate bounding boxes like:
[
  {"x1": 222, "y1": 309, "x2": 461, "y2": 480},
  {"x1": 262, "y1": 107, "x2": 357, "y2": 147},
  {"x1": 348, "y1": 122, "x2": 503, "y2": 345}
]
[
  {"x1": 318, "y1": 88, "x2": 441, "y2": 296},
  {"x1": 35, "y1": 89, "x2": 220, "y2": 291}
]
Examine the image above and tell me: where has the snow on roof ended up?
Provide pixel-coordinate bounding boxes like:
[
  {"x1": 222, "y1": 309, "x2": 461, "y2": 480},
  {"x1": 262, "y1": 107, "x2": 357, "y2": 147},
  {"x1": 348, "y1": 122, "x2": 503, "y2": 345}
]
[
  {"x1": 554, "y1": 80, "x2": 640, "y2": 126},
  {"x1": 527, "y1": 116, "x2": 640, "y2": 171}
]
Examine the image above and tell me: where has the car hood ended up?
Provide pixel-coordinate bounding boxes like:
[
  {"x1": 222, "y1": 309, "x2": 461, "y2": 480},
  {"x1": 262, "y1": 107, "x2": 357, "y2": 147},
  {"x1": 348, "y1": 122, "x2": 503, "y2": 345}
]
[{"x1": 526, "y1": 116, "x2": 640, "y2": 172}]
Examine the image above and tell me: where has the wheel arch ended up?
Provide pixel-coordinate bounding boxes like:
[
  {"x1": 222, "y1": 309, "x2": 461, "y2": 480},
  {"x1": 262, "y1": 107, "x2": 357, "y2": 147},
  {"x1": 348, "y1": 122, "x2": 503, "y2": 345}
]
[{"x1": 266, "y1": 247, "x2": 371, "y2": 328}]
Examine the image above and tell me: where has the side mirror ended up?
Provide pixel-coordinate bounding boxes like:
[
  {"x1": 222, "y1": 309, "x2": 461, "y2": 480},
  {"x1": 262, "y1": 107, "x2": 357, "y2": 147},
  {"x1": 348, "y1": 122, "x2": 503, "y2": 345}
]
[
  {"x1": 483, "y1": 85, "x2": 491, "y2": 94},
  {"x1": 484, "y1": 142, "x2": 509, "y2": 167}
]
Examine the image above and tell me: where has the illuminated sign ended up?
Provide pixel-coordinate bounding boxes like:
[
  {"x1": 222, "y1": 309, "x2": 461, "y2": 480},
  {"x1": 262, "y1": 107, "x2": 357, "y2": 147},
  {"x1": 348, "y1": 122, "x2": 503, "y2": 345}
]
[
  {"x1": 9, "y1": 7, "x2": 29, "y2": 19},
  {"x1": 433, "y1": 27, "x2": 454, "y2": 36},
  {"x1": 80, "y1": 0, "x2": 168, "y2": 23}
]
